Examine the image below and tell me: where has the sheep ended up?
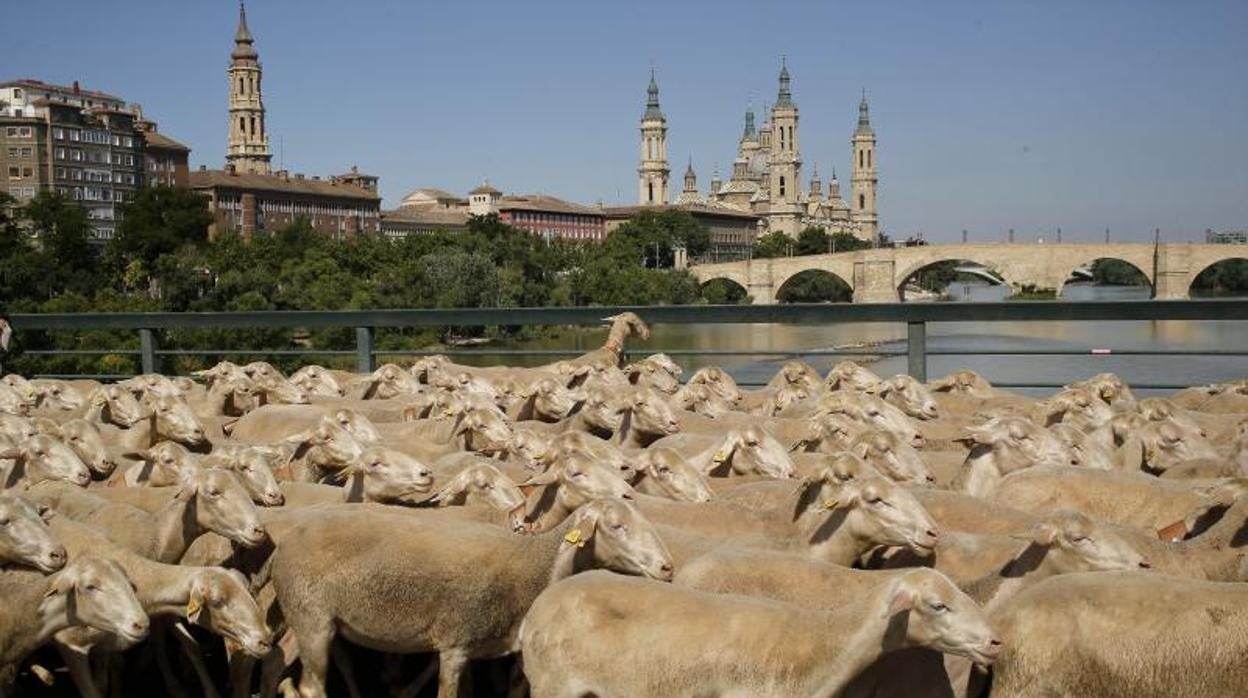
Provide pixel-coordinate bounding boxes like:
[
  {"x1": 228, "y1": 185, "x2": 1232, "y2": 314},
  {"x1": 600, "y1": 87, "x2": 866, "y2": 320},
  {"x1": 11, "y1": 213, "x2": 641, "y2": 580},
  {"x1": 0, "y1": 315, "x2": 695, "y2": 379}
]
[
  {"x1": 199, "y1": 444, "x2": 287, "y2": 506},
  {"x1": 988, "y1": 571, "x2": 1248, "y2": 697},
  {"x1": 990, "y1": 465, "x2": 1227, "y2": 532},
  {"x1": 519, "y1": 567, "x2": 998, "y2": 698},
  {"x1": 643, "y1": 475, "x2": 940, "y2": 568},
  {"x1": 949, "y1": 416, "x2": 1074, "y2": 496},
  {"x1": 614, "y1": 387, "x2": 681, "y2": 449},
  {"x1": 1049, "y1": 422, "x2": 1117, "y2": 470},
  {"x1": 277, "y1": 446, "x2": 435, "y2": 507},
  {"x1": 910, "y1": 488, "x2": 1039, "y2": 536},
  {"x1": 43, "y1": 515, "x2": 271, "y2": 698},
  {"x1": 107, "y1": 440, "x2": 200, "y2": 488},
  {"x1": 623, "y1": 355, "x2": 681, "y2": 394},
  {"x1": 1117, "y1": 416, "x2": 1223, "y2": 473},
  {"x1": 825, "y1": 359, "x2": 882, "y2": 392},
  {"x1": 649, "y1": 426, "x2": 795, "y2": 479},
  {"x1": 0, "y1": 555, "x2": 148, "y2": 678},
  {"x1": 872, "y1": 373, "x2": 940, "y2": 420},
  {"x1": 1037, "y1": 384, "x2": 1115, "y2": 447},
  {"x1": 29, "y1": 468, "x2": 266, "y2": 563},
  {"x1": 2, "y1": 433, "x2": 93, "y2": 488},
  {"x1": 849, "y1": 428, "x2": 934, "y2": 485},
  {"x1": 426, "y1": 461, "x2": 526, "y2": 511},
  {"x1": 0, "y1": 492, "x2": 66, "y2": 573},
  {"x1": 630, "y1": 447, "x2": 714, "y2": 502},
  {"x1": 46, "y1": 418, "x2": 118, "y2": 480},
  {"x1": 519, "y1": 384, "x2": 624, "y2": 439},
  {"x1": 269, "y1": 498, "x2": 672, "y2": 698},
  {"x1": 288, "y1": 365, "x2": 347, "y2": 398},
  {"x1": 98, "y1": 394, "x2": 208, "y2": 452}
]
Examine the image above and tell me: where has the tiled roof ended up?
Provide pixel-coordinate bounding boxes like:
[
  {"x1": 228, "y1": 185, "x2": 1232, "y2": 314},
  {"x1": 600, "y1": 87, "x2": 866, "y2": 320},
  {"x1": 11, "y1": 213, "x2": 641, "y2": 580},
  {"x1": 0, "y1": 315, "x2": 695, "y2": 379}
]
[
  {"x1": 600, "y1": 204, "x2": 761, "y2": 221},
  {"x1": 0, "y1": 79, "x2": 123, "y2": 104},
  {"x1": 497, "y1": 194, "x2": 601, "y2": 216},
  {"x1": 142, "y1": 131, "x2": 190, "y2": 152},
  {"x1": 189, "y1": 170, "x2": 380, "y2": 201},
  {"x1": 380, "y1": 208, "x2": 470, "y2": 227}
]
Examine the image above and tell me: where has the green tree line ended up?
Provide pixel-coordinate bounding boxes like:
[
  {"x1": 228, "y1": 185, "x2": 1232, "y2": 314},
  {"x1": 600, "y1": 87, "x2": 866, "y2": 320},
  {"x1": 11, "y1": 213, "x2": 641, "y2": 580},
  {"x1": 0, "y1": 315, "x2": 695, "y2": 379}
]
[{"x1": 0, "y1": 190, "x2": 718, "y2": 376}]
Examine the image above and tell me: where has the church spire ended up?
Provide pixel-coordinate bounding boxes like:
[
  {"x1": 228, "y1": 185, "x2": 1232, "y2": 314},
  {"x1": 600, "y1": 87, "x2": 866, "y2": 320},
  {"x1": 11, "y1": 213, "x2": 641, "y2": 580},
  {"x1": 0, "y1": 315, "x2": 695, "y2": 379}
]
[
  {"x1": 232, "y1": 2, "x2": 258, "y2": 60},
  {"x1": 775, "y1": 56, "x2": 794, "y2": 109},
  {"x1": 742, "y1": 107, "x2": 756, "y2": 140},
  {"x1": 683, "y1": 158, "x2": 697, "y2": 193},
  {"x1": 856, "y1": 88, "x2": 873, "y2": 134},
  {"x1": 644, "y1": 68, "x2": 664, "y2": 120}
]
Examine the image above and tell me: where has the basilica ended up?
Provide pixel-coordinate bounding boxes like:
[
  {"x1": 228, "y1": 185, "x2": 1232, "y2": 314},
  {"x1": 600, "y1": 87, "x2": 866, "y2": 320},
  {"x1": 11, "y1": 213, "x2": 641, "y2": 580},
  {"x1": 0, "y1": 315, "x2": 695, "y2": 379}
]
[{"x1": 637, "y1": 61, "x2": 879, "y2": 242}]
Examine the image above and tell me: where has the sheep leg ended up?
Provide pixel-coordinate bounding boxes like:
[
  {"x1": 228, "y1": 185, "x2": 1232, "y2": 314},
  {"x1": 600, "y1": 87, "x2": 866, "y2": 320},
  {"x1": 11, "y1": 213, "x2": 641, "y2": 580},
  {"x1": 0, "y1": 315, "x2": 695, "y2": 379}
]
[
  {"x1": 290, "y1": 622, "x2": 333, "y2": 698},
  {"x1": 57, "y1": 645, "x2": 103, "y2": 698},
  {"x1": 437, "y1": 649, "x2": 469, "y2": 698},
  {"x1": 154, "y1": 626, "x2": 194, "y2": 698},
  {"x1": 173, "y1": 622, "x2": 222, "y2": 698},
  {"x1": 397, "y1": 657, "x2": 439, "y2": 698},
  {"x1": 260, "y1": 631, "x2": 300, "y2": 698},
  {"x1": 330, "y1": 642, "x2": 364, "y2": 698},
  {"x1": 228, "y1": 649, "x2": 256, "y2": 698}
]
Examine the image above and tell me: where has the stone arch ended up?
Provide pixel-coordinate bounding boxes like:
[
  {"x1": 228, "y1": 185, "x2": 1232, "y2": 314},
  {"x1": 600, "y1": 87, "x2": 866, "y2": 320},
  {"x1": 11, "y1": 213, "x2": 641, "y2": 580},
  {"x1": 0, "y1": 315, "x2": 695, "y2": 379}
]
[
  {"x1": 894, "y1": 255, "x2": 1014, "y2": 301},
  {"x1": 699, "y1": 276, "x2": 750, "y2": 303},
  {"x1": 1188, "y1": 256, "x2": 1248, "y2": 297},
  {"x1": 774, "y1": 269, "x2": 854, "y2": 303},
  {"x1": 1058, "y1": 257, "x2": 1153, "y2": 298},
  {"x1": 771, "y1": 261, "x2": 856, "y2": 300}
]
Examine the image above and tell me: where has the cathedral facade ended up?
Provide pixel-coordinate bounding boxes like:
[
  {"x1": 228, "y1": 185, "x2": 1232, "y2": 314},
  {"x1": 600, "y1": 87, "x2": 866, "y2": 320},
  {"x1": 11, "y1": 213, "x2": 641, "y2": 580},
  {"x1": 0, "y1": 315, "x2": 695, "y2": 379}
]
[{"x1": 638, "y1": 61, "x2": 879, "y2": 243}]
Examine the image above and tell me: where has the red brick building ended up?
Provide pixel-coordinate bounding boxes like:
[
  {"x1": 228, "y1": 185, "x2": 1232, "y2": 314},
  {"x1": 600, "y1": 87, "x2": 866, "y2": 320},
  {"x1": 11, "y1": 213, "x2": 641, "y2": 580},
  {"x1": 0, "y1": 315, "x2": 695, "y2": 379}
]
[{"x1": 189, "y1": 166, "x2": 381, "y2": 240}]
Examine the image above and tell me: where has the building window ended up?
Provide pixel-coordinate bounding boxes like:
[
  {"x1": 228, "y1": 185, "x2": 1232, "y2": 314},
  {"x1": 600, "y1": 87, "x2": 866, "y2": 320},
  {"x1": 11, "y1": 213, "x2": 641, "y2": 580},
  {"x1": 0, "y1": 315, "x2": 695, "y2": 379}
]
[
  {"x1": 867, "y1": 150, "x2": 871, "y2": 168},
  {"x1": 7, "y1": 167, "x2": 18, "y2": 179},
  {"x1": 12, "y1": 88, "x2": 22, "y2": 99},
  {"x1": 53, "y1": 128, "x2": 65, "y2": 140},
  {"x1": 21, "y1": 167, "x2": 32, "y2": 178},
  {"x1": 5, "y1": 148, "x2": 15, "y2": 157},
  {"x1": 859, "y1": 150, "x2": 864, "y2": 168},
  {"x1": 20, "y1": 147, "x2": 31, "y2": 158},
  {"x1": 859, "y1": 193, "x2": 865, "y2": 209},
  {"x1": 779, "y1": 176, "x2": 786, "y2": 197}
]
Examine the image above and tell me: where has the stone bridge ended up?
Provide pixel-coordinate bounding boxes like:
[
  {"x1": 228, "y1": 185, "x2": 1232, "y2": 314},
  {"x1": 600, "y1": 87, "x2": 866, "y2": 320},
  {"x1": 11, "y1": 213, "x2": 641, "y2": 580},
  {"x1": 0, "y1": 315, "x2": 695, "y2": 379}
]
[{"x1": 689, "y1": 243, "x2": 1248, "y2": 303}]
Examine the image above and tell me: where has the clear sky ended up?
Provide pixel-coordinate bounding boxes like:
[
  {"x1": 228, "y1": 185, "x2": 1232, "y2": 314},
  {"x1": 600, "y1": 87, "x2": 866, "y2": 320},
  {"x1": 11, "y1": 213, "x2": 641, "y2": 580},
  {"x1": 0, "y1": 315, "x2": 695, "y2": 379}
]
[{"x1": 7, "y1": 0, "x2": 1246, "y2": 242}]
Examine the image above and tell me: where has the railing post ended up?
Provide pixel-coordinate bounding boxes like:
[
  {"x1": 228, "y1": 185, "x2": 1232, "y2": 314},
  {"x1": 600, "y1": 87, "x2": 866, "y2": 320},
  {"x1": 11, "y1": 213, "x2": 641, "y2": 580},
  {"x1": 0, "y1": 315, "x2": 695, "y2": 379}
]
[
  {"x1": 355, "y1": 326, "x2": 375, "y2": 373},
  {"x1": 139, "y1": 328, "x2": 157, "y2": 375},
  {"x1": 907, "y1": 321, "x2": 927, "y2": 382}
]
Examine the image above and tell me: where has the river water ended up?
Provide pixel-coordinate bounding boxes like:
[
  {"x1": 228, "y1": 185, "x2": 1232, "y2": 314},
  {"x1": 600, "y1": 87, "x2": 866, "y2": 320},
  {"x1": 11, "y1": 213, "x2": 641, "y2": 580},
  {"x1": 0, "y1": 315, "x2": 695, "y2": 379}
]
[{"x1": 498, "y1": 283, "x2": 1248, "y2": 395}]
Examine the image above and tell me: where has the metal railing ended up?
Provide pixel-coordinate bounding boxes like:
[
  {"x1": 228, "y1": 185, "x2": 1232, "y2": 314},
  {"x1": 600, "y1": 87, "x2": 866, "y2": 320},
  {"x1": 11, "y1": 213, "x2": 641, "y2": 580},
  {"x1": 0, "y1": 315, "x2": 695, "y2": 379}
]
[{"x1": 10, "y1": 299, "x2": 1248, "y2": 388}]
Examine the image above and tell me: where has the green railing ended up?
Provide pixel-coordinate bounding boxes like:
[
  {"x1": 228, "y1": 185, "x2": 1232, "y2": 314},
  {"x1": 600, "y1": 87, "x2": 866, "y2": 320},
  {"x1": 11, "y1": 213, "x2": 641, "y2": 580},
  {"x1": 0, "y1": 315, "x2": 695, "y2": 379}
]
[{"x1": 9, "y1": 300, "x2": 1248, "y2": 388}]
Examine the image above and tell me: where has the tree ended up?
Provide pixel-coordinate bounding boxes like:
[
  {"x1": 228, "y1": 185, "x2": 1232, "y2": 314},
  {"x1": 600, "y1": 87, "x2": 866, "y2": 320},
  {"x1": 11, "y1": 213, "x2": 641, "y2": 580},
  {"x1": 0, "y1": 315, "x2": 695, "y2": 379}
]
[
  {"x1": 752, "y1": 231, "x2": 792, "y2": 258},
  {"x1": 604, "y1": 210, "x2": 711, "y2": 268},
  {"x1": 795, "y1": 227, "x2": 829, "y2": 255},
  {"x1": 111, "y1": 186, "x2": 213, "y2": 267},
  {"x1": 776, "y1": 270, "x2": 852, "y2": 303},
  {"x1": 22, "y1": 191, "x2": 97, "y2": 297}
]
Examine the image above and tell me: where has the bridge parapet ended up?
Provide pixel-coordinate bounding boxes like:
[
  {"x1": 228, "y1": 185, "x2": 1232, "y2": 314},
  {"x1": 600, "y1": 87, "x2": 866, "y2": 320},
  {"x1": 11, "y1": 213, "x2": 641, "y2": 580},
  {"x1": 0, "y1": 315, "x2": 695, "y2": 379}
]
[{"x1": 689, "y1": 242, "x2": 1248, "y2": 304}]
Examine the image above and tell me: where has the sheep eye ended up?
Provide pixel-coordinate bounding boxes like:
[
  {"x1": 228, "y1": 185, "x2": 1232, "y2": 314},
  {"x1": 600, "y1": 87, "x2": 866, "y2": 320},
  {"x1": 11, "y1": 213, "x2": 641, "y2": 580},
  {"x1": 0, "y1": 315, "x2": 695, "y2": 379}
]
[
  {"x1": 0, "y1": 518, "x2": 9, "y2": 526},
  {"x1": 206, "y1": 489, "x2": 222, "y2": 497},
  {"x1": 929, "y1": 601, "x2": 948, "y2": 612},
  {"x1": 1071, "y1": 536, "x2": 1090, "y2": 544},
  {"x1": 84, "y1": 583, "x2": 99, "y2": 592},
  {"x1": 658, "y1": 466, "x2": 671, "y2": 475}
]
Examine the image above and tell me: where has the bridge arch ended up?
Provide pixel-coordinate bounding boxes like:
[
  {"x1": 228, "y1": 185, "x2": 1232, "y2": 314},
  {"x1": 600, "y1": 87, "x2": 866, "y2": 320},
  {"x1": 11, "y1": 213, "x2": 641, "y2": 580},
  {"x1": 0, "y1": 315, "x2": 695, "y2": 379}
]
[
  {"x1": 699, "y1": 276, "x2": 750, "y2": 303},
  {"x1": 1188, "y1": 256, "x2": 1248, "y2": 297},
  {"x1": 1058, "y1": 257, "x2": 1153, "y2": 298},
  {"x1": 894, "y1": 255, "x2": 1018, "y2": 301},
  {"x1": 775, "y1": 269, "x2": 854, "y2": 303}
]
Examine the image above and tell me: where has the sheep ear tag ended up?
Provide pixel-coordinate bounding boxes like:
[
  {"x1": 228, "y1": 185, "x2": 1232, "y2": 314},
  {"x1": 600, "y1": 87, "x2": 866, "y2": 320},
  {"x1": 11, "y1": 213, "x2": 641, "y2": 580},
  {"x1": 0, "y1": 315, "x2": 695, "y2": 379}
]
[
  {"x1": 563, "y1": 529, "x2": 587, "y2": 548},
  {"x1": 711, "y1": 448, "x2": 730, "y2": 464},
  {"x1": 822, "y1": 498, "x2": 839, "y2": 510},
  {"x1": 186, "y1": 598, "x2": 203, "y2": 619}
]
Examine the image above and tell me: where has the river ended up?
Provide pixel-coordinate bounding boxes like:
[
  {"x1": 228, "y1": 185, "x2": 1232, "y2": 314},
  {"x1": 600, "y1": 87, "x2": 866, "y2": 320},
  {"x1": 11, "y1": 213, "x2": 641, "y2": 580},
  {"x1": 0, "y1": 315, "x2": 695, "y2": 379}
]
[{"x1": 497, "y1": 283, "x2": 1248, "y2": 395}]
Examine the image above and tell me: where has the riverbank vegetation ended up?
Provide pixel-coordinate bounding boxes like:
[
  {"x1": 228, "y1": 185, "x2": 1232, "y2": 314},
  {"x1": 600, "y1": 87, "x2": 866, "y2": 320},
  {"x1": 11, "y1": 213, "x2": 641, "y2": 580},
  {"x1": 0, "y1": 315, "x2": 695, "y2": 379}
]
[{"x1": 0, "y1": 191, "x2": 715, "y2": 375}]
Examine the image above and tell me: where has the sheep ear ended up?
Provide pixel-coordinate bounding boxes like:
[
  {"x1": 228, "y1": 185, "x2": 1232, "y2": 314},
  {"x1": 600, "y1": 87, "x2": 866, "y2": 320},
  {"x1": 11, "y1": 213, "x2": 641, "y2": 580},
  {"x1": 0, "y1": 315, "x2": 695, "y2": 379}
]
[
  {"x1": 186, "y1": 587, "x2": 206, "y2": 622},
  {"x1": 283, "y1": 428, "x2": 316, "y2": 445},
  {"x1": 44, "y1": 569, "x2": 76, "y2": 599},
  {"x1": 429, "y1": 470, "x2": 471, "y2": 507},
  {"x1": 563, "y1": 504, "x2": 602, "y2": 547},
  {"x1": 885, "y1": 587, "x2": 916, "y2": 617},
  {"x1": 519, "y1": 465, "x2": 561, "y2": 487},
  {"x1": 792, "y1": 477, "x2": 824, "y2": 520},
  {"x1": 1031, "y1": 522, "x2": 1060, "y2": 547}
]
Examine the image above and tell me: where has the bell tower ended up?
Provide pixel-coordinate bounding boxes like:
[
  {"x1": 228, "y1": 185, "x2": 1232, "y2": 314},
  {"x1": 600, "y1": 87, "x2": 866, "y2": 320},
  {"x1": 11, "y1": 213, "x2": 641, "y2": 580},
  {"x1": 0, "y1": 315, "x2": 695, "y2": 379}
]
[
  {"x1": 850, "y1": 90, "x2": 878, "y2": 241},
  {"x1": 637, "y1": 70, "x2": 670, "y2": 206},
  {"x1": 226, "y1": 2, "x2": 272, "y2": 175}
]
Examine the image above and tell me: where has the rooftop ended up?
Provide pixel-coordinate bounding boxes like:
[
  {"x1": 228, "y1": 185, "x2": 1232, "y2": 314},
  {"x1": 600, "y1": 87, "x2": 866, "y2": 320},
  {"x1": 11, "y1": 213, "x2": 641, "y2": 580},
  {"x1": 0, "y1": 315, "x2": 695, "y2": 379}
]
[
  {"x1": 600, "y1": 203, "x2": 761, "y2": 221},
  {"x1": 189, "y1": 169, "x2": 380, "y2": 201},
  {"x1": 142, "y1": 131, "x2": 191, "y2": 152},
  {"x1": 381, "y1": 208, "x2": 470, "y2": 226},
  {"x1": 498, "y1": 193, "x2": 602, "y2": 216},
  {"x1": 0, "y1": 79, "x2": 124, "y2": 105}
]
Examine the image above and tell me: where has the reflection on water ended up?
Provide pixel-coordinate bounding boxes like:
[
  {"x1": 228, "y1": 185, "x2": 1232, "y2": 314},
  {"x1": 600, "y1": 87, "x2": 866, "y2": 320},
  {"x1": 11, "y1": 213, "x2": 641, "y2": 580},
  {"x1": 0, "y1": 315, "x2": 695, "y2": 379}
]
[{"x1": 486, "y1": 284, "x2": 1248, "y2": 395}]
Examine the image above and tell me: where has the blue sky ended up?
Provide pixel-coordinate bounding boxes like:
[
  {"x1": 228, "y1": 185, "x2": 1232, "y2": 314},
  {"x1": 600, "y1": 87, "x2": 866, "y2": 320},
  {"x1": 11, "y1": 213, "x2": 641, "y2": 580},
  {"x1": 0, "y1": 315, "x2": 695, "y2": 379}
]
[{"x1": 7, "y1": 0, "x2": 1246, "y2": 242}]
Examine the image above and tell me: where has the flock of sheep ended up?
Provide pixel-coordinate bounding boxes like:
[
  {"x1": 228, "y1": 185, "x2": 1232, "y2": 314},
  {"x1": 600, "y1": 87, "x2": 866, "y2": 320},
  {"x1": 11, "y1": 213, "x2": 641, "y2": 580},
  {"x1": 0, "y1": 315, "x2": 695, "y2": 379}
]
[{"x1": 1, "y1": 311, "x2": 1247, "y2": 697}]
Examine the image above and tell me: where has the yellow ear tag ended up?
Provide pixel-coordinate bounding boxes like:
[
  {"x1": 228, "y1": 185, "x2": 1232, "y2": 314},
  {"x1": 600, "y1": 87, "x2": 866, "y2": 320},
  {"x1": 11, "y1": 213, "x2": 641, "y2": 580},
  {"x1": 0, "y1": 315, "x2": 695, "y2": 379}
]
[
  {"x1": 563, "y1": 529, "x2": 586, "y2": 548},
  {"x1": 823, "y1": 499, "x2": 839, "y2": 510},
  {"x1": 186, "y1": 598, "x2": 202, "y2": 618},
  {"x1": 711, "y1": 448, "x2": 729, "y2": 464}
]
